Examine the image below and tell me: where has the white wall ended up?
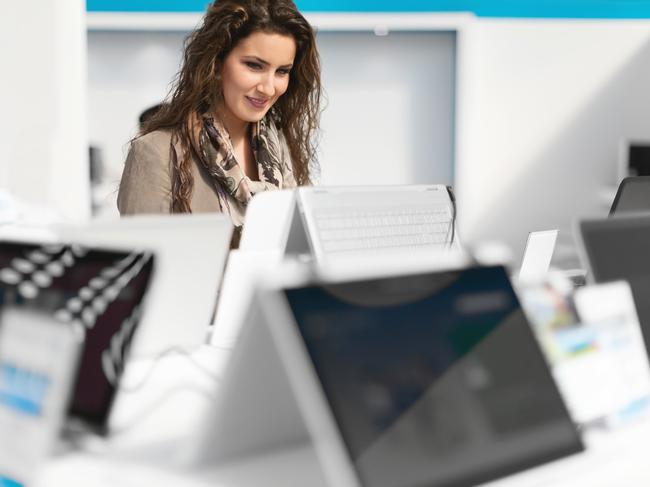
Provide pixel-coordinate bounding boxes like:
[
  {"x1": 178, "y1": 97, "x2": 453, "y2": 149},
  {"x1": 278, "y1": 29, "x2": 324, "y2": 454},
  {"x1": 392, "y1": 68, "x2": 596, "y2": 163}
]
[
  {"x1": 0, "y1": 0, "x2": 89, "y2": 222},
  {"x1": 456, "y1": 20, "x2": 650, "y2": 265},
  {"x1": 87, "y1": 29, "x2": 457, "y2": 216},
  {"x1": 87, "y1": 16, "x2": 650, "y2": 266},
  {"x1": 316, "y1": 31, "x2": 456, "y2": 185}
]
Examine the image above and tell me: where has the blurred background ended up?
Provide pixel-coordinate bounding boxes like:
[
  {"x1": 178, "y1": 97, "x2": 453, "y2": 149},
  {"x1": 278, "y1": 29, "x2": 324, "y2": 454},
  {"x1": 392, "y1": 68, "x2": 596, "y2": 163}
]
[{"x1": 3, "y1": 0, "x2": 650, "y2": 267}]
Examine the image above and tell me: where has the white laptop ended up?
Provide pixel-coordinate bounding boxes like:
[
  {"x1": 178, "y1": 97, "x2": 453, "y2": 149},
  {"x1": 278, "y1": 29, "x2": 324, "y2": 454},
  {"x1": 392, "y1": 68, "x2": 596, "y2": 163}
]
[
  {"x1": 518, "y1": 229, "x2": 558, "y2": 281},
  {"x1": 194, "y1": 263, "x2": 583, "y2": 487},
  {"x1": 212, "y1": 185, "x2": 462, "y2": 347},
  {"x1": 296, "y1": 185, "x2": 461, "y2": 264},
  {"x1": 238, "y1": 189, "x2": 306, "y2": 255},
  {"x1": 210, "y1": 190, "x2": 304, "y2": 348},
  {"x1": 56, "y1": 214, "x2": 232, "y2": 357}
]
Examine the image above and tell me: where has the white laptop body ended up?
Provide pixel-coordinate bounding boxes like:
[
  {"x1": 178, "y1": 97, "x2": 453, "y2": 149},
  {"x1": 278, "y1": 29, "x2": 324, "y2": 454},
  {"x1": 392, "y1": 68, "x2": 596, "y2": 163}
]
[
  {"x1": 212, "y1": 185, "x2": 464, "y2": 348},
  {"x1": 56, "y1": 214, "x2": 232, "y2": 357}
]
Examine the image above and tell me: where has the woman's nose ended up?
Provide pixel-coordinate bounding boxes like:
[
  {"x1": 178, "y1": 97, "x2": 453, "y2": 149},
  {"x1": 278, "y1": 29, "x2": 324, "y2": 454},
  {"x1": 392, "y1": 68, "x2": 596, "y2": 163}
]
[{"x1": 257, "y1": 73, "x2": 275, "y2": 97}]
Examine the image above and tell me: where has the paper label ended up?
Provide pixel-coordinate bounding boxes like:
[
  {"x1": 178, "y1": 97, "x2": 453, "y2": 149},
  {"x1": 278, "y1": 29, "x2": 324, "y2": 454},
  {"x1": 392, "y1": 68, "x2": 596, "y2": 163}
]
[{"x1": 0, "y1": 307, "x2": 80, "y2": 486}]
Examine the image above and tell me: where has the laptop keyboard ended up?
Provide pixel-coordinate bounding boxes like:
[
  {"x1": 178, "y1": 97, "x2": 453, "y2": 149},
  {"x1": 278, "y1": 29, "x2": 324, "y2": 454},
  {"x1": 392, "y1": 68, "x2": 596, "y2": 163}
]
[{"x1": 314, "y1": 206, "x2": 453, "y2": 253}]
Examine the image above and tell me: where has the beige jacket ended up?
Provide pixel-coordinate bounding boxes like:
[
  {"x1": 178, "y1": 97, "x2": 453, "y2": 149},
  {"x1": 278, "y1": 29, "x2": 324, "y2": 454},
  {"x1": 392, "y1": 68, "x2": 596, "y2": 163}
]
[{"x1": 117, "y1": 129, "x2": 297, "y2": 228}]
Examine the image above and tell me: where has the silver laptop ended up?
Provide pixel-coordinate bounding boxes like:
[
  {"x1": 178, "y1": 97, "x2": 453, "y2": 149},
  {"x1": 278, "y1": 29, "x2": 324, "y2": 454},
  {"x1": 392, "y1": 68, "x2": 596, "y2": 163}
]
[
  {"x1": 56, "y1": 214, "x2": 232, "y2": 357},
  {"x1": 297, "y1": 185, "x2": 461, "y2": 264},
  {"x1": 196, "y1": 264, "x2": 583, "y2": 487},
  {"x1": 518, "y1": 229, "x2": 558, "y2": 281}
]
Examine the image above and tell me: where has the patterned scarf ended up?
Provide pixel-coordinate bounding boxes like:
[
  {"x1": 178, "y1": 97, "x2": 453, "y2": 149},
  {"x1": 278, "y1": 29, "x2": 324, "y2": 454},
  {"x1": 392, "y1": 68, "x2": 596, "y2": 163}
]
[{"x1": 197, "y1": 115, "x2": 288, "y2": 206}]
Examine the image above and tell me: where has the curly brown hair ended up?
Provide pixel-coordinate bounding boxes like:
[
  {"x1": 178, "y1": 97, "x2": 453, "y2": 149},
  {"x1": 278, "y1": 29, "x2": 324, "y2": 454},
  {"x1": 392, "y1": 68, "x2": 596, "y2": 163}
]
[{"x1": 141, "y1": 0, "x2": 321, "y2": 213}]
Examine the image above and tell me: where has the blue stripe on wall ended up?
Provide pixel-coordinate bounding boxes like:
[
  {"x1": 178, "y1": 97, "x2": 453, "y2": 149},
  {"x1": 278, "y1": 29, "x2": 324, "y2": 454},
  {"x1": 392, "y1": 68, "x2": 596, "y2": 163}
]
[
  {"x1": 87, "y1": 0, "x2": 650, "y2": 18},
  {"x1": 88, "y1": 0, "x2": 210, "y2": 12}
]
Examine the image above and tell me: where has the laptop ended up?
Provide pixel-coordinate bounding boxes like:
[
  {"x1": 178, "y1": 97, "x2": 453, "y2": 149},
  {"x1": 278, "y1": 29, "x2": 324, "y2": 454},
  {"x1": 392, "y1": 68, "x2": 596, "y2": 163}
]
[
  {"x1": 57, "y1": 214, "x2": 232, "y2": 357},
  {"x1": 0, "y1": 240, "x2": 154, "y2": 433},
  {"x1": 296, "y1": 185, "x2": 461, "y2": 264},
  {"x1": 196, "y1": 264, "x2": 583, "y2": 487},
  {"x1": 212, "y1": 185, "x2": 462, "y2": 346},
  {"x1": 609, "y1": 176, "x2": 650, "y2": 216},
  {"x1": 518, "y1": 229, "x2": 558, "y2": 281},
  {"x1": 577, "y1": 214, "x2": 650, "y2": 354},
  {"x1": 238, "y1": 189, "x2": 305, "y2": 255}
]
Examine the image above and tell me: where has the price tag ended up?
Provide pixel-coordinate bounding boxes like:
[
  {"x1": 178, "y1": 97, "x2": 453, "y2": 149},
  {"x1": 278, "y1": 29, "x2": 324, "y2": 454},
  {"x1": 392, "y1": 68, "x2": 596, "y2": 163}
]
[{"x1": 0, "y1": 307, "x2": 81, "y2": 486}]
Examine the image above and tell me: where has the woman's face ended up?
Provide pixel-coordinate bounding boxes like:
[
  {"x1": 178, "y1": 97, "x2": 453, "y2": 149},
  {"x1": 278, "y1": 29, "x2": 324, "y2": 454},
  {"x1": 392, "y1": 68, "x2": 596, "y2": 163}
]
[{"x1": 219, "y1": 31, "x2": 296, "y2": 129}]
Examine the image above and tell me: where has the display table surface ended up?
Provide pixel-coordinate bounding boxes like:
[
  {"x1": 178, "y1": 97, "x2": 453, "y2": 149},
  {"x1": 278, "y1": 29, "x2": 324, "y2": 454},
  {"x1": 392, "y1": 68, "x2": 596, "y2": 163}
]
[{"x1": 36, "y1": 343, "x2": 650, "y2": 487}]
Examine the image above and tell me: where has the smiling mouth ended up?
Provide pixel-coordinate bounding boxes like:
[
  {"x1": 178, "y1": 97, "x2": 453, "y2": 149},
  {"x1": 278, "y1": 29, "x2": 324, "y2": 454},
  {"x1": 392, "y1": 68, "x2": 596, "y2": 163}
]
[{"x1": 246, "y1": 96, "x2": 269, "y2": 109}]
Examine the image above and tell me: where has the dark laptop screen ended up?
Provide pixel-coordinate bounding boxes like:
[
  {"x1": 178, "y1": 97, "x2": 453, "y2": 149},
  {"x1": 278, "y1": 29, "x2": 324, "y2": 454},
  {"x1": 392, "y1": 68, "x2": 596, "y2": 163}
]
[
  {"x1": 285, "y1": 265, "x2": 582, "y2": 487},
  {"x1": 610, "y1": 176, "x2": 650, "y2": 216},
  {"x1": 580, "y1": 216, "x2": 650, "y2": 355},
  {"x1": 0, "y1": 241, "x2": 154, "y2": 431},
  {"x1": 581, "y1": 216, "x2": 650, "y2": 281}
]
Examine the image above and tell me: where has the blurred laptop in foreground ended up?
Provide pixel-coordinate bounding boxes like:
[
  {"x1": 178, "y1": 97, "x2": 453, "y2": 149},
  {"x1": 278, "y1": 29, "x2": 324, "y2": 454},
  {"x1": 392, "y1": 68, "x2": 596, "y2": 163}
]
[
  {"x1": 57, "y1": 214, "x2": 232, "y2": 358},
  {"x1": 0, "y1": 241, "x2": 155, "y2": 446},
  {"x1": 197, "y1": 262, "x2": 583, "y2": 487}
]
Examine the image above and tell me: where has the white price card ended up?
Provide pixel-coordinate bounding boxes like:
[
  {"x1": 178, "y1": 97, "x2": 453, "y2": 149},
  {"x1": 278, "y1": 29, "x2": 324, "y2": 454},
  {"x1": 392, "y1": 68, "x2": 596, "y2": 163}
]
[
  {"x1": 0, "y1": 307, "x2": 81, "y2": 487},
  {"x1": 567, "y1": 281, "x2": 650, "y2": 424}
]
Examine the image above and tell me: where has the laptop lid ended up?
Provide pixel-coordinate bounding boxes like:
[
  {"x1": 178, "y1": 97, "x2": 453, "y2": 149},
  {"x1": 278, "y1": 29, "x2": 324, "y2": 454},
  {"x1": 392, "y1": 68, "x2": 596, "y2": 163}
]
[
  {"x1": 518, "y1": 229, "x2": 558, "y2": 281},
  {"x1": 577, "y1": 215, "x2": 650, "y2": 354},
  {"x1": 198, "y1": 255, "x2": 472, "y2": 467},
  {"x1": 577, "y1": 215, "x2": 650, "y2": 282},
  {"x1": 609, "y1": 176, "x2": 650, "y2": 216},
  {"x1": 0, "y1": 241, "x2": 154, "y2": 432},
  {"x1": 255, "y1": 265, "x2": 583, "y2": 487},
  {"x1": 239, "y1": 189, "x2": 310, "y2": 255},
  {"x1": 57, "y1": 214, "x2": 232, "y2": 357}
]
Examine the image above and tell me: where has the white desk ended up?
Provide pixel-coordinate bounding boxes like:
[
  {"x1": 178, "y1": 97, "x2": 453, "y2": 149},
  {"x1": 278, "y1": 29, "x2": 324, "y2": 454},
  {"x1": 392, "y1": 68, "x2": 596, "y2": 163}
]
[
  {"x1": 484, "y1": 418, "x2": 650, "y2": 486},
  {"x1": 38, "y1": 414, "x2": 650, "y2": 487},
  {"x1": 39, "y1": 444, "x2": 328, "y2": 487},
  {"x1": 35, "y1": 326, "x2": 650, "y2": 487}
]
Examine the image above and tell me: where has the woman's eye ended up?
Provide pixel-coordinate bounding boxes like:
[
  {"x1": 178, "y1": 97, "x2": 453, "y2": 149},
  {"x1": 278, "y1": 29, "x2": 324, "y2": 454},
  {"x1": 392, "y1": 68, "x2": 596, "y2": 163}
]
[
  {"x1": 276, "y1": 69, "x2": 290, "y2": 76},
  {"x1": 245, "y1": 61, "x2": 262, "y2": 70}
]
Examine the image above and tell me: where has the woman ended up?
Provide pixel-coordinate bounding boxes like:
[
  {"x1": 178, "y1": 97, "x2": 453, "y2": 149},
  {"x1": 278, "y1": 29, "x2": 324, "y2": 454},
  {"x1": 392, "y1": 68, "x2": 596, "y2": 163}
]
[{"x1": 118, "y1": 0, "x2": 321, "y2": 245}]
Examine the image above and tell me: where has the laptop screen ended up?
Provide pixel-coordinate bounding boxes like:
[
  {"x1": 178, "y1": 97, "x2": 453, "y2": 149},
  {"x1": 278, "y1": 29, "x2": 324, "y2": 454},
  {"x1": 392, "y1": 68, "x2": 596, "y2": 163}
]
[
  {"x1": 580, "y1": 216, "x2": 650, "y2": 354},
  {"x1": 580, "y1": 217, "x2": 650, "y2": 281},
  {"x1": 610, "y1": 177, "x2": 650, "y2": 216},
  {"x1": 285, "y1": 266, "x2": 582, "y2": 487},
  {"x1": 0, "y1": 241, "x2": 154, "y2": 431}
]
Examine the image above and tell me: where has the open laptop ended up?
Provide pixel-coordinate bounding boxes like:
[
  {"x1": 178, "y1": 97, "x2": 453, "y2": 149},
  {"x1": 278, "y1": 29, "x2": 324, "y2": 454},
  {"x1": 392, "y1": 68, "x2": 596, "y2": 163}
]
[
  {"x1": 577, "y1": 214, "x2": 650, "y2": 354},
  {"x1": 213, "y1": 185, "x2": 462, "y2": 347},
  {"x1": 609, "y1": 176, "x2": 650, "y2": 216},
  {"x1": 518, "y1": 229, "x2": 558, "y2": 281},
  {"x1": 57, "y1": 214, "x2": 232, "y2": 357},
  {"x1": 238, "y1": 189, "x2": 304, "y2": 255},
  {"x1": 296, "y1": 185, "x2": 461, "y2": 264},
  {"x1": 196, "y1": 264, "x2": 583, "y2": 487},
  {"x1": 0, "y1": 240, "x2": 154, "y2": 433}
]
